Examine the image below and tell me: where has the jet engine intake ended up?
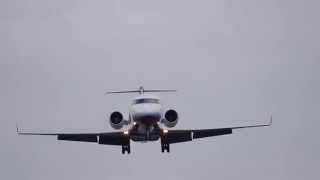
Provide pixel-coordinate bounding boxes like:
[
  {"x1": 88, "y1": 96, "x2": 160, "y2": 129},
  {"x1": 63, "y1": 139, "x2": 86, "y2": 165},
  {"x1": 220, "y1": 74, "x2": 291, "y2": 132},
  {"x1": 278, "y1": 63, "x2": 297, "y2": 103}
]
[
  {"x1": 162, "y1": 109, "x2": 178, "y2": 128},
  {"x1": 110, "y1": 111, "x2": 125, "y2": 129}
]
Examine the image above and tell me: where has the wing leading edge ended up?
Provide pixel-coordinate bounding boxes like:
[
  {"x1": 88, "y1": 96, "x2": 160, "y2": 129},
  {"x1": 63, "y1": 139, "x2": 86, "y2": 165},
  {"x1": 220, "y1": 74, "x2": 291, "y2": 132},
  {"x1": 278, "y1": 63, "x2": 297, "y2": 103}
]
[
  {"x1": 17, "y1": 127, "x2": 129, "y2": 146},
  {"x1": 162, "y1": 116, "x2": 272, "y2": 144}
]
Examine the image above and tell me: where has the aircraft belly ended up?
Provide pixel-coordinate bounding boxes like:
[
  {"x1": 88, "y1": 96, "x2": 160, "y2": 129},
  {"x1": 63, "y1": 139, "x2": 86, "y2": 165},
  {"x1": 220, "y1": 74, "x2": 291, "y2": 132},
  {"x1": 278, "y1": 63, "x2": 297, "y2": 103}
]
[
  {"x1": 129, "y1": 121, "x2": 161, "y2": 142},
  {"x1": 130, "y1": 133, "x2": 160, "y2": 142}
]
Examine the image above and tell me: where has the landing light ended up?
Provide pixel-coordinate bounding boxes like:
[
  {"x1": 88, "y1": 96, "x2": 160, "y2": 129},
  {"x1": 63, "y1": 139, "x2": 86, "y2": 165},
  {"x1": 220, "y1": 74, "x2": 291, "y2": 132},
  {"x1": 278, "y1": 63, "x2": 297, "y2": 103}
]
[{"x1": 163, "y1": 129, "x2": 168, "y2": 133}]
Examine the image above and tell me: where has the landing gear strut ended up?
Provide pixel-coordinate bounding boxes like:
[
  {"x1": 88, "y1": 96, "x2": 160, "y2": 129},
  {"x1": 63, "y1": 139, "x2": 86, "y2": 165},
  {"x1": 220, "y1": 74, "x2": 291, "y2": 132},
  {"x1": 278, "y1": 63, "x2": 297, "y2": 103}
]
[
  {"x1": 122, "y1": 144, "x2": 131, "y2": 154},
  {"x1": 161, "y1": 143, "x2": 170, "y2": 153},
  {"x1": 160, "y1": 136, "x2": 170, "y2": 153}
]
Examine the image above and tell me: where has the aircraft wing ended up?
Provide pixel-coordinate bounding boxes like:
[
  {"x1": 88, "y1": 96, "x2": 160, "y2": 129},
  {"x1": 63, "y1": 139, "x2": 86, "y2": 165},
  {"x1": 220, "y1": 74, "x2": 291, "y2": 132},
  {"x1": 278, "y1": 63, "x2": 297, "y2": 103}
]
[
  {"x1": 162, "y1": 117, "x2": 272, "y2": 144},
  {"x1": 17, "y1": 128, "x2": 129, "y2": 146}
]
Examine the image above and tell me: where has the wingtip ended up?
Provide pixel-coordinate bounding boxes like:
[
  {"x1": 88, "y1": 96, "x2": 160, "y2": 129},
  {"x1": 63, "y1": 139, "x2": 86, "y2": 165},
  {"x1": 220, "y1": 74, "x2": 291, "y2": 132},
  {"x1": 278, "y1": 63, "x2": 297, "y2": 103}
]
[
  {"x1": 269, "y1": 115, "x2": 273, "y2": 126},
  {"x1": 16, "y1": 123, "x2": 19, "y2": 134}
]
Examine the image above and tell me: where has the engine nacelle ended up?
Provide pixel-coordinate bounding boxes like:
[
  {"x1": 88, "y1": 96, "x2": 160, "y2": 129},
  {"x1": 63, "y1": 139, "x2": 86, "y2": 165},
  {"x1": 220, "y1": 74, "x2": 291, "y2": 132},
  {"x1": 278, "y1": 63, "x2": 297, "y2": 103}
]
[
  {"x1": 162, "y1": 109, "x2": 178, "y2": 128},
  {"x1": 109, "y1": 111, "x2": 125, "y2": 129}
]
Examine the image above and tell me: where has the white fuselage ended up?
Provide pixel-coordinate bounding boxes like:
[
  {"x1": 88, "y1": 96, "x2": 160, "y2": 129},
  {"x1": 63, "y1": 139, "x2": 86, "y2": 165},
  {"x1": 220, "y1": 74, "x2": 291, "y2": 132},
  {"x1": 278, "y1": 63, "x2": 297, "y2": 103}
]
[
  {"x1": 128, "y1": 95, "x2": 163, "y2": 141},
  {"x1": 130, "y1": 95, "x2": 162, "y2": 124}
]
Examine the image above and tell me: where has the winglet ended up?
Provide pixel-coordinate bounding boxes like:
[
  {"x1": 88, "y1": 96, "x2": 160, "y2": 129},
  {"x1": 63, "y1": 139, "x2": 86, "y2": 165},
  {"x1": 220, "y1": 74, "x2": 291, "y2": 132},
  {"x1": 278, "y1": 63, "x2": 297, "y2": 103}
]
[
  {"x1": 269, "y1": 115, "x2": 273, "y2": 126},
  {"x1": 16, "y1": 123, "x2": 19, "y2": 134}
]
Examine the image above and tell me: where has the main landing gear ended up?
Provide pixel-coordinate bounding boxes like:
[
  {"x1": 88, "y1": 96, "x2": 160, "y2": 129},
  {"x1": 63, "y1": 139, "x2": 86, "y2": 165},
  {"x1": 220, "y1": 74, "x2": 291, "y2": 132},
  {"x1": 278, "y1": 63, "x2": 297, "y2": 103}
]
[
  {"x1": 161, "y1": 134, "x2": 170, "y2": 153},
  {"x1": 161, "y1": 143, "x2": 170, "y2": 153},
  {"x1": 122, "y1": 144, "x2": 131, "y2": 154}
]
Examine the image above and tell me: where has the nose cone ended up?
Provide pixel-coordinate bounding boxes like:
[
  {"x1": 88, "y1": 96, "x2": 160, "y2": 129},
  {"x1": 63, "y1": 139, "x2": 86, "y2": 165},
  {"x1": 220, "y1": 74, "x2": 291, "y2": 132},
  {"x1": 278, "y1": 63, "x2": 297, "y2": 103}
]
[{"x1": 131, "y1": 104, "x2": 162, "y2": 123}]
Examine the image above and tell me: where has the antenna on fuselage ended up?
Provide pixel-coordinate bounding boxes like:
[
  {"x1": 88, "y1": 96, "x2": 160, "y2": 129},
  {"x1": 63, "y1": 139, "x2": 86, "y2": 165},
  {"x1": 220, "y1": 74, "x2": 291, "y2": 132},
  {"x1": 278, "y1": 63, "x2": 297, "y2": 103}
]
[{"x1": 105, "y1": 86, "x2": 176, "y2": 95}]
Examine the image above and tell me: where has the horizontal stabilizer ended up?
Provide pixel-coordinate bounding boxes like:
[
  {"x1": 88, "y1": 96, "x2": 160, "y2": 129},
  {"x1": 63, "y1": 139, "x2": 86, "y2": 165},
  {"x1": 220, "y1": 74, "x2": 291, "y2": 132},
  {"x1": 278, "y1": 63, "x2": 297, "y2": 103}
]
[{"x1": 106, "y1": 86, "x2": 176, "y2": 95}]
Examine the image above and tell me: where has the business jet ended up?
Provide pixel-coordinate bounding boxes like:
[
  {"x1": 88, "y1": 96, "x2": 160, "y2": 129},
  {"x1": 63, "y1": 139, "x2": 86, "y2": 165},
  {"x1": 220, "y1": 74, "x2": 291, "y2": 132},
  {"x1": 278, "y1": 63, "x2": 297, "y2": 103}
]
[{"x1": 17, "y1": 86, "x2": 272, "y2": 154}]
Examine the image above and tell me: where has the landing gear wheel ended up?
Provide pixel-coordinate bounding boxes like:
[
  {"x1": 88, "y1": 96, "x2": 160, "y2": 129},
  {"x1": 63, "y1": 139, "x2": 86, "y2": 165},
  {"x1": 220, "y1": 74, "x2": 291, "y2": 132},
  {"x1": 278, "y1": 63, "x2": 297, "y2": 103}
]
[
  {"x1": 122, "y1": 144, "x2": 131, "y2": 154},
  {"x1": 161, "y1": 143, "x2": 170, "y2": 153}
]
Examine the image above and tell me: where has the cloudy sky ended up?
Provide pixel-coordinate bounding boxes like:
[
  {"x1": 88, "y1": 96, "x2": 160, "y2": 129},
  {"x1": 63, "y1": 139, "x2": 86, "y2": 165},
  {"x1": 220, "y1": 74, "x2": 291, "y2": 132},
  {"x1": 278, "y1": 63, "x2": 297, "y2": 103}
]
[{"x1": 1, "y1": 0, "x2": 319, "y2": 179}]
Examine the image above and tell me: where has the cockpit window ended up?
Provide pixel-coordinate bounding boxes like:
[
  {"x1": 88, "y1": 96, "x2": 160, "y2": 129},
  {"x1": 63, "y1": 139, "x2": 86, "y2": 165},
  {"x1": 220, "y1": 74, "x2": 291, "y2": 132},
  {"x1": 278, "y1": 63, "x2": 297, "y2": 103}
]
[{"x1": 133, "y1": 98, "x2": 159, "y2": 104}]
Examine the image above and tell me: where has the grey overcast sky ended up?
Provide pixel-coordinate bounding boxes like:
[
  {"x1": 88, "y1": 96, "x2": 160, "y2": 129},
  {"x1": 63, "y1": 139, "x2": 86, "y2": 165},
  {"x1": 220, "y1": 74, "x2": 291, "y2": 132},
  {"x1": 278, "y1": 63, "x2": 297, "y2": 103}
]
[{"x1": 1, "y1": 0, "x2": 319, "y2": 179}]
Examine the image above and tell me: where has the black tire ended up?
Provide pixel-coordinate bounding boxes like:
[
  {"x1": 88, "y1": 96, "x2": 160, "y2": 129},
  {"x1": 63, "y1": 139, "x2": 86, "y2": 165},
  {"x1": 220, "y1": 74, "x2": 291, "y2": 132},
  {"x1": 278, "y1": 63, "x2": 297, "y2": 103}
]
[
  {"x1": 122, "y1": 146, "x2": 125, "y2": 154},
  {"x1": 127, "y1": 145, "x2": 131, "y2": 154}
]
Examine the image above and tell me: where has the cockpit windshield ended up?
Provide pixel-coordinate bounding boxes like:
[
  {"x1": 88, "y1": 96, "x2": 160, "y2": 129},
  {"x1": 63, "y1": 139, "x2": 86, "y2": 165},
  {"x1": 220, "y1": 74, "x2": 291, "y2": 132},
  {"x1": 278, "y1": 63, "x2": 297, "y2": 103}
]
[{"x1": 133, "y1": 98, "x2": 159, "y2": 104}]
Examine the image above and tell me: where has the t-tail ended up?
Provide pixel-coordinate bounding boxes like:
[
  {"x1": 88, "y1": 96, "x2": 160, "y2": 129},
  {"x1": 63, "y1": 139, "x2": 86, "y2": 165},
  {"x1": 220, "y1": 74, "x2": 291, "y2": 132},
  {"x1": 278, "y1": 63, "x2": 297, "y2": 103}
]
[{"x1": 105, "y1": 86, "x2": 177, "y2": 95}]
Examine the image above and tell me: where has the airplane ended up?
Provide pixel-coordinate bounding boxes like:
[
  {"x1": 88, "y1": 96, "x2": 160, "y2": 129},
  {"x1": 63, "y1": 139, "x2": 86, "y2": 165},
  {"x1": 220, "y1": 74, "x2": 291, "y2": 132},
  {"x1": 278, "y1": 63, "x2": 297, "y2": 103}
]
[{"x1": 17, "y1": 86, "x2": 272, "y2": 154}]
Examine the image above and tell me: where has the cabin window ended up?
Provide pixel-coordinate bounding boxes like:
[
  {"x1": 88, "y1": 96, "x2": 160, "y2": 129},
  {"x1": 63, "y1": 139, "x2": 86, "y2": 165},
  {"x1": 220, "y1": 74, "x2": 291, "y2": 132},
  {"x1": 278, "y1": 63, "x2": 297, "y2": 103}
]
[{"x1": 133, "y1": 98, "x2": 159, "y2": 104}]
